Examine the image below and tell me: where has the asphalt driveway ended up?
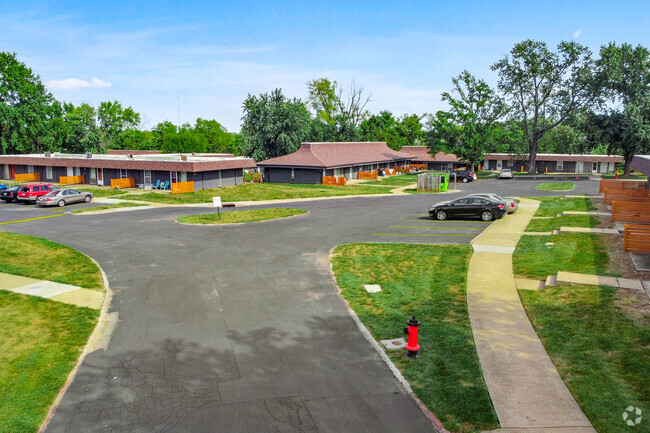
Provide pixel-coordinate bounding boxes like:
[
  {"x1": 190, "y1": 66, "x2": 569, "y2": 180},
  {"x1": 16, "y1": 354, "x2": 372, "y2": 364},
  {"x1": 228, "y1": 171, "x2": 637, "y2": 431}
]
[{"x1": 0, "y1": 179, "x2": 600, "y2": 432}]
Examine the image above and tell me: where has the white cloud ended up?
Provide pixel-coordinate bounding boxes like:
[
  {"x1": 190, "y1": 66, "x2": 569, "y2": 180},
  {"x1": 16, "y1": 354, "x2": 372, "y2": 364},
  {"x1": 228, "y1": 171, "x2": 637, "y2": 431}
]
[
  {"x1": 47, "y1": 77, "x2": 112, "y2": 90},
  {"x1": 573, "y1": 28, "x2": 583, "y2": 39}
]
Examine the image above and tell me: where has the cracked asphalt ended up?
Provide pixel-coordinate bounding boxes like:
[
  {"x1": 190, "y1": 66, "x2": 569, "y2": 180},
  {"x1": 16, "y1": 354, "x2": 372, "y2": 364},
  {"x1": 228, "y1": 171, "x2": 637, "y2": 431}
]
[{"x1": 0, "y1": 179, "x2": 599, "y2": 432}]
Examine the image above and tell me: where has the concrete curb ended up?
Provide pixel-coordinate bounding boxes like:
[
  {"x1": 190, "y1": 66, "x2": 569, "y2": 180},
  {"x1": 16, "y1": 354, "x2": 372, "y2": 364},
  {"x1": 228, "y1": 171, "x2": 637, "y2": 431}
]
[
  {"x1": 327, "y1": 247, "x2": 448, "y2": 433},
  {"x1": 38, "y1": 255, "x2": 117, "y2": 433}
]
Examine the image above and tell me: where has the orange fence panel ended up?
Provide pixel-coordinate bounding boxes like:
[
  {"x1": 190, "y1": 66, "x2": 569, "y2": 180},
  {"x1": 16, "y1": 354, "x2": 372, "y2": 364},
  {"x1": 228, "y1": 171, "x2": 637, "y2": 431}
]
[
  {"x1": 60, "y1": 175, "x2": 85, "y2": 186},
  {"x1": 624, "y1": 224, "x2": 650, "y2": 252},
  {"x1": 358, "y1": 171, "x2": 378, "y2": 180},
  {"x1": 110, "y1": 178, "x2": 136, "y2": 190},
  {"x1": 323, "y1": 176, "x2": 346, "y2": 185},
  {"x1": 599, "y1": 179, "x2": 646, "y2": 194},
  {"x1": 394, "y1": 166, "x2": 411, "y2": 174},
  {"x1": 171, "y1": 180, "x2": 195, "y2": 194},
  {"x1": 410, "y1": 164, "x2": 427, "y2": 170},
  {"x1": 612, "y1": 201, "x2": 650, "y2": 223},
  {"x1": 15, "y1": 172, "x2": 40, "y2": 182},
  {"x1": 603, "y1": 187, "x2": 650, "y2": 205}
]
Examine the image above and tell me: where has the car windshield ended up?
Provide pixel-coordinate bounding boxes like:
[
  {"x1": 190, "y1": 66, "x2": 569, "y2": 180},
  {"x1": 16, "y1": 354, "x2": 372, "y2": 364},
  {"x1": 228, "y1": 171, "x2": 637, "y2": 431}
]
[{"x1": 18, "y1": 186, "x2": 29, "y2": 192}]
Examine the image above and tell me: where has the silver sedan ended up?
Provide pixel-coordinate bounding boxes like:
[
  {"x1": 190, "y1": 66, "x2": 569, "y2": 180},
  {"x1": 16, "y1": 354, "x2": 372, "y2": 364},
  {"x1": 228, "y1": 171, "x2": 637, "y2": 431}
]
[
  {"x1": 36, "y1": 188, "x2": 94, "y2": 207},
  {"x1": 467, "y1": 193, "x2": 518, "y2": 213}
]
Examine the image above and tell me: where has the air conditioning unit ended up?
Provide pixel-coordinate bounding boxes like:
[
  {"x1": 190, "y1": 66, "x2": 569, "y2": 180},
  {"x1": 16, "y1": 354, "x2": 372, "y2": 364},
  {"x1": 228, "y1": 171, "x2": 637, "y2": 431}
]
[
  {"x1": 53, "y1": 152, "x2": 61, "y2": 157},
  {"x1": 44, "y1": 152, "x2": 51, "y2": 157},
  {"x1": 86, "y1": 152, "x2": 93, "y2": 159},
  {"x1": 181, "y1": 155, "x2": 188, "y2": 161}
]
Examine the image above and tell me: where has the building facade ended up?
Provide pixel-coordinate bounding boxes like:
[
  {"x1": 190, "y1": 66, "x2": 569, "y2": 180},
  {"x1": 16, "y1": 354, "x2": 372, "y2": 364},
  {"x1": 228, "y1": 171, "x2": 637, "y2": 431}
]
[
  {"x1": 399, "y1": 146, "x2": 465, "y2": 171},
  {"x1": 482, "y1": 153, "x2": 624, "y2": 174},
  {"x1": 0, "y1": 152, "x2": 256, "y2": 190},
  {"x1": 257, "y1": 142, "x2": 414, "y2": 184}
]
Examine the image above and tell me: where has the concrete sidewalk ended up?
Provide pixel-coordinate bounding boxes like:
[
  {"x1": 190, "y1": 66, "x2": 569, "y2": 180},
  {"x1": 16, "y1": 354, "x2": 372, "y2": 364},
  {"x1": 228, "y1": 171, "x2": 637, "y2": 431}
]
[
  {"x1": 0, "y1": 272, "x2": 104, "y2": 309},
  {"x1": 467, "y1": 199, "x2": 596, "y2": 432}
]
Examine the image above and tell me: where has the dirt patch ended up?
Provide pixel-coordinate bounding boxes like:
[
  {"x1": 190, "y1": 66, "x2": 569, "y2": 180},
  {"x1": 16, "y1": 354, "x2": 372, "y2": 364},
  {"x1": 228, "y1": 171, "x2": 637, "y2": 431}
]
[{"x1": 614, "y1": 288, "x2": 650, "y2": 323}]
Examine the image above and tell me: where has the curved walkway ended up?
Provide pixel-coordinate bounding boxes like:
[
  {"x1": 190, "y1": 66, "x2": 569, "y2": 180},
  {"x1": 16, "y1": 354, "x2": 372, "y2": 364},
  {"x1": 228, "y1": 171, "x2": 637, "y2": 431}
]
[{"x1": 467, "y1": 199, "x2": 596, "y2": 433}]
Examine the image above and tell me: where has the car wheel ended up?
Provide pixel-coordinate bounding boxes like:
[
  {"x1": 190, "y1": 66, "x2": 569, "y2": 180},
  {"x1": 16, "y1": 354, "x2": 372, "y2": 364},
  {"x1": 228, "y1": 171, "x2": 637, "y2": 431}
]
[
  {"x1": 84, "y1": 195, "x2": 91, "y2": 203},
  {"x1": 481, "y1": 210, "x2": 494, "y2": 221},
  {"x1": 436, "y1": 210, "x2": 448, "y2": 220},
  {"x1": 462, "y1": 177, "x2": 468, "y2": 183},
  {"x1": 57, "y1": 200, "x2": 65, "y2": 207}
]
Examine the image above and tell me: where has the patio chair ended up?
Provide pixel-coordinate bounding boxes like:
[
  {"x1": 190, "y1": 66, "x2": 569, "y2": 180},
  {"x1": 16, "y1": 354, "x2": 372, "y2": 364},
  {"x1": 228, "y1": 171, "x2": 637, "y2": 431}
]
[
  {"x1": 161, "y1": 180, "x2": 170, "y2": 190},
  {"x1": 152, "y1": 179, "x2": 161, "y2": 189}
]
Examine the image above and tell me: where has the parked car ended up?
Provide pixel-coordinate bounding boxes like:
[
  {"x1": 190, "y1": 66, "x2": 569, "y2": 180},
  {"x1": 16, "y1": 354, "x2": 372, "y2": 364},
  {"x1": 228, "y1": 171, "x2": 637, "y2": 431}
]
[
  {"x1": 448, "y1": 170, "x2": 475, "y2": 183},
  {"x1": 428, "y1": 196, "x2": 507, "y2": 221},
  {"x1": 498, "y1": 169, "x2": 513, "y2": 179},
  {"x1": 36, "y1": 188, "x2": 94, "y2": 207},
  {"x1": 0, "y1": 186, "x2": 20, "y2": 203},
  {"x1": 16, "y1": 184, "x2": 58, "y2": 204},
  {"x1": 0, "y1": 184, "x2": 7, "y2": 190},
  {"x1": 468, "y1": 193, "x2": 518, "y2": 214}
]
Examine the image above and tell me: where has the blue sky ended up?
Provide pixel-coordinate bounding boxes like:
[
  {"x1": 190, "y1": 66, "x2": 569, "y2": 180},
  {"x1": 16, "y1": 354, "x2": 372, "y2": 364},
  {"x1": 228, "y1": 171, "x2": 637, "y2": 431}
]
[{"x1": 2, "y1": 1, "x2": 649, "y2": 132}]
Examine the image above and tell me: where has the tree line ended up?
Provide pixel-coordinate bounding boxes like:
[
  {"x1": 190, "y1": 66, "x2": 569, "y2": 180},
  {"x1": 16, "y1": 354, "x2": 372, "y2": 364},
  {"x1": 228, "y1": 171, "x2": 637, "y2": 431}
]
[{"x1": 2, "y1": 40, "x2": 649, "y2": 174}]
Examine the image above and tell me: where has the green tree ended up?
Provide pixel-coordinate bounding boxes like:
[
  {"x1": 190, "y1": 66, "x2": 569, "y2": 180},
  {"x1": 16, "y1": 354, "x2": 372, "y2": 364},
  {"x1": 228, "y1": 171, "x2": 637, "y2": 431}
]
[
  {"x1": 359, "y1": 111, "x2": 401, "y2": 149},
  {"x1": 0, "y1": 52, "x2": 62, "y2": 154},
  {"x1": 491, "y1": 40, "x2": 596, "y2": 173},
  {"x1": 60, "y1": 103, "x2": 100, "y2": 153},
  {"x1": 151, "y1": 121, "x2": 208, "y2": 153},
  {"x1": 426, "y1": 71, "x2": 504, "y2": 170},
  {"x1": 97, "y1": 101, "x2": 141, "y2": 149},
  {"x1": 193, "y1": 118, "x2": 235, "y2": 153},
  {"x1": 595, "y1": 43, "x2": 650, "y2": 174},
  {"x1": 397, "y1": 114, "x2": 425, "y2": 146},
  {"x1": 240, "y1": 89, "x2": 311, "y2": 161},
  {"x1": 306, "y1": 78, "x2": 371, "y2": 133},
  {"x1": 538, "y1": 123, "x2": 586, "y2": 154},
  {"x1": 306, "y1": 78, "x2": 338, "y2": 124}
]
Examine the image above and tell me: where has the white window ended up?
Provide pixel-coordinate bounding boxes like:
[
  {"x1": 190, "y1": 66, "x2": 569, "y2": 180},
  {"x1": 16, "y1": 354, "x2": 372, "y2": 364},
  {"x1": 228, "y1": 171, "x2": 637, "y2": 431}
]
[
  {"x1": 179, "y1": 171, "x2": 187, "y2": 182},
  {"x1": 144, "y1": 170, "x2": 152, "y2": 185},
  {"x1": 74, "y1": 167, "x2": 81, "y2": 176},
  {"x1": 46, "y1": 166, "x2": 52, "y2": 179},
  {"x1": 120, "y1": 169, "x2": 128, "y2": 178},
  {"x1": 557, "y1": 161, "x2": 564, "y2": 171},
  {"x1": 28, "y1": 165, "x2": 34, "y2": 173}
]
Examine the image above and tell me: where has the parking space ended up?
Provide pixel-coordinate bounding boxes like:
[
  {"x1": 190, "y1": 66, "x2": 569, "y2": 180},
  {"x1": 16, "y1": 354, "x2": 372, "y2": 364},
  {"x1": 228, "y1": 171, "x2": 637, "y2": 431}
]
[
  {"x1": 0, "y1": 199, "x2": 103, "y2": 225},
  {"x1": 372, "y1": 213, "x2": 491, "y2": 244}
]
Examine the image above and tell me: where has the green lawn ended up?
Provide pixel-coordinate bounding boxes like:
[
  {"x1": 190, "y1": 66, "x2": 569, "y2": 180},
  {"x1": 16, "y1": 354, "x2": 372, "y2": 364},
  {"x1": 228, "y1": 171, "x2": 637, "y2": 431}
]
[
  {"x1": 526, "y1": 214, "x2": 601, "y2": 232},
  {"x1": 119, "y1": 182, "x2": 388, "y2": 204},
  {"x1": 601, "y1": 173, "x2": 647, "y2": 179},
  {"x1": 535, "y1": 182, "x2": 575, "y2": 191},
  {"x1": 70, "y1": 202, "x2": 147, "y2": 214},
  {"x1": 331, "y1": 243, "x2": 498, "y2": 433},
  {"x1": 177, "y1": 208, "x2": 307, "y2": 224},
  {"x1": 0, "y1": 291, "x2": 99, "y2": 433},
  {"x1": 0, "y1": 231, "x2": 104, "y2": 290},
  {"x1": 513, "y1": 233, "x2": 615, "y2": 279},
  {"x1": 520, "y1": 285, "x2": 649, "y2": 433},
  {"x1": 76, "y1": 186, "x2": 130, "y2": 197},
  {"x1": 529, "y1": 196, "x2": 597, "y2": 217}
]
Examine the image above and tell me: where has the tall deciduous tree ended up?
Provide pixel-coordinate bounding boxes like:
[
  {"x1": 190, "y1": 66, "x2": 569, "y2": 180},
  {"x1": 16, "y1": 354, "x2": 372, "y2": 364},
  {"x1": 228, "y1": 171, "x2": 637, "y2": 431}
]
[
  {"x1": 62, "y1": 103, "x2": 100, "y2": 153},
  {"x1": 0, "y1": 52, "x2": 62, "y2": 154},
  {"x1": 491, "y1": 40, "x2": 595, "y2": 173},
  {"x1": 193, "y1": 118, "x2": 235, "y2": 154},
  {"x1": 596, "y1": 43, "x2": 650, "y2": 174},
  {"x1": 306, "y1": 78, "x2": 371, "y2": 130},
  {"x1": 240, "y1": 89, "x2": 311, "y2": 161},
  {"x1": 97, "y1": 100, "x2": 141, "y2": 149},
  {"x1": 426, "y1": 71, "x2": 503, "y2": 170}
]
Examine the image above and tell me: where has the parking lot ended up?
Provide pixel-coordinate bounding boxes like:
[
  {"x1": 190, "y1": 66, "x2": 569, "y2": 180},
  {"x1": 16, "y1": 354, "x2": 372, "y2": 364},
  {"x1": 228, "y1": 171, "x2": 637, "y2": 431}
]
[
  {"x1": 372, "y1": 213, "x2": 491, "y2": 244},
  {"x1": 0, "y1": 199, "x2": 104, "y2": 225}
]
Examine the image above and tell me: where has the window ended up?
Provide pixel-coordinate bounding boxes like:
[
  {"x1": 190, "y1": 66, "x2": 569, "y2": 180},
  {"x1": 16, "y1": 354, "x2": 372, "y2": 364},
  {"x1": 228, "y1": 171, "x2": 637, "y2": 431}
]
[
  {"x1": 33, "y1": 186, "x2": 41, "y2": 192},
  {"x1": 170, "y1": 171, "x2": 178, "y2": 183},
  {"x1": 179, "y1": 171, "x2": 187, "y2": 182},
  {"x1": 557, "y1": 161, "x2": 564, "y2": 171},
  {"x1": 120, "y1": 169, "x2": 128, "y2": 178},
  {"x1": 46, "y1": 166, "x2": 52, "y2": 179},
  {"x1": 144, "y1": 170, "x2": 152, "y2": 185},
  {"x1": 496, "y1": 160, "x2": 503, "y2": 170},
  {"x1": 28, "y1": 165, "x2": 34, "y2": 173},
  {"x1": 69, "y1": 189, "x2": 79, "y2": 194}
]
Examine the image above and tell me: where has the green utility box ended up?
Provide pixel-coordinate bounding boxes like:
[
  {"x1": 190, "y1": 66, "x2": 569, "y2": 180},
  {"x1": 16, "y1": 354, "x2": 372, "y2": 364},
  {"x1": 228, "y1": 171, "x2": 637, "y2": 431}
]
[{"x1": 439, "y1": 174, "x2": 449, "y2": 192}]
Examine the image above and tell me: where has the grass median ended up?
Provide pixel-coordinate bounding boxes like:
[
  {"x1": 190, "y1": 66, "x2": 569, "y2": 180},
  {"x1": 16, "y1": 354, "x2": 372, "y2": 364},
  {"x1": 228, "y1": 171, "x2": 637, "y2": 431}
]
[
  {"x1": 526, "y1": 214, "x2": 601, "y2": 232},
  {"x1": 528, "y1": 196, "x2": 597, "y2": 217},
  {"x1": 519, "y1": 285, "x2": 649, "y2": 433},
  {"x1": 70, "y1": 202, "x2": 147, "y2": 214},
  {"x1": 118, "y1": 182, "x2": 388, "y2": 204},
  {"x1": 177, "y1": 208, "x2": 307, "y2": 225},
  {"x1": 331, "y1": 243, "x2": 498, "y2": 433},
  {"x1": 0, "y1": 231, "x2": 103, "y2": 290},
  {"x1": 535, "y1": 182, "x2": 575, "y2": 191}
]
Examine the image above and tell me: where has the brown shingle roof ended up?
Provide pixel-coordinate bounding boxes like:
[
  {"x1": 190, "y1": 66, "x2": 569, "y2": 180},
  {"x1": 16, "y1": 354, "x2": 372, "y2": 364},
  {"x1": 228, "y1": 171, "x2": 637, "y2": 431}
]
[
  {"x1": 400, "y1": 146, "x2": 460, "y2": 163},
  {"x1": 257, "y1": 142, "x2": 414, "y2": 168}
]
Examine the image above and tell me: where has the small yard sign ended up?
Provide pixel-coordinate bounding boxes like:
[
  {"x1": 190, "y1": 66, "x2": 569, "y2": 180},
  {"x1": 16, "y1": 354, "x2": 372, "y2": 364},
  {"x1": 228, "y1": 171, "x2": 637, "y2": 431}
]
[{"x1": 212, "y1": 196, "x2": 222, "y2": 208}]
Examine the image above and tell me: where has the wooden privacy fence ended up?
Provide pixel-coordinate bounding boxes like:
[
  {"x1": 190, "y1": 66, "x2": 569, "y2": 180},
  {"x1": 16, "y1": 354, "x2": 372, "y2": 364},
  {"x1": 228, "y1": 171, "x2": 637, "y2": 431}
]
[
  {"x1": 394, "y1": 166, "x2": 411, "y2": 174},
  {"x1": 171, "y1": 180, "x2": 194, "y2": 194},
  {"x1": 358, "y1": 171, "x2": 378, "y2": 180},
  {"x1": 322, "y1": 176, "x2": 346, "y2": 186},
  {"x1": 603, "y1": 187, "x2": 650, "y2": 205},
  {"x1": 612, "y1": 201, "x2": 650, "y2": 223},
  {"x1": 110, "y1": 178, "x2": 135, "y2": 190},
  {"x1": 60, "y1": 175, "x2": 84, "y2": 186},
  {"x1": 623, "y1": 224, "x2": 650, "y2": 252},
  {"x1": 599, "y1": 179, "x2": 647, "y2": 194},
  {"x1": 410, "y1": 164, "x2": 427, "y2": 171},
  {"x1": 15, "y1": 172, "x2": 40, "y2": 182}
]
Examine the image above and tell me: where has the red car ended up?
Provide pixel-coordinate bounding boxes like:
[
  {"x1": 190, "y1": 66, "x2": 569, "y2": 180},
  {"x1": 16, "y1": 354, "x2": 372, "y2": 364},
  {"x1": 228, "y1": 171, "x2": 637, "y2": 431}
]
[{"x1": 16, "y1": 184, "x2": 58, "y2": 204}]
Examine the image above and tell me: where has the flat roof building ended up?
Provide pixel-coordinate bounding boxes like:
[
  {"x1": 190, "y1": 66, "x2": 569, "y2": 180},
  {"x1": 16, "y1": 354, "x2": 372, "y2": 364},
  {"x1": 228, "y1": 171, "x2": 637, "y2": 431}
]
[
  {"x1": 483, "y1": 153, "x2": 624, "y2": 174},
  {"x1": 0, "y1": 152, "x2": 256, "y2": 190},
  {"x1": 257, "y1": 142, "x2": 414, "y2": 184}
]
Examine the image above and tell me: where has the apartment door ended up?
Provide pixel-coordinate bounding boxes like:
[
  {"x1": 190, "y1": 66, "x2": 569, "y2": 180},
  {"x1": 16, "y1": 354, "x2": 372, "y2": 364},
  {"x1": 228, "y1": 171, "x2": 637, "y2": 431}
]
[
  {"x1": 9, "y1": 165, "x2": 15, "y2": 179},
  {"x1": 97, "y1": 168, "x2": 104, "y2": 186}
]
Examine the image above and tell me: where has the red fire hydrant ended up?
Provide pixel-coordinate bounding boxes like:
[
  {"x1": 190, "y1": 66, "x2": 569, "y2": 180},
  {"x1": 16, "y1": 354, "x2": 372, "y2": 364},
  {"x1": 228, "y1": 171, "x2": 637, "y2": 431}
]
[{"x1": 403, "y1": 316, "x2": 421, "y2": 358}]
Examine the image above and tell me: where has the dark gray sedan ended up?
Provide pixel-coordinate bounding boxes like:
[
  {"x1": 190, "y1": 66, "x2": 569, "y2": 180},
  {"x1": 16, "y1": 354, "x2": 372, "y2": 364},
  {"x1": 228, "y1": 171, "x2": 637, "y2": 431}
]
[{"x1": 36, "y1": 188, "x2": 94, "y2": 207}]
